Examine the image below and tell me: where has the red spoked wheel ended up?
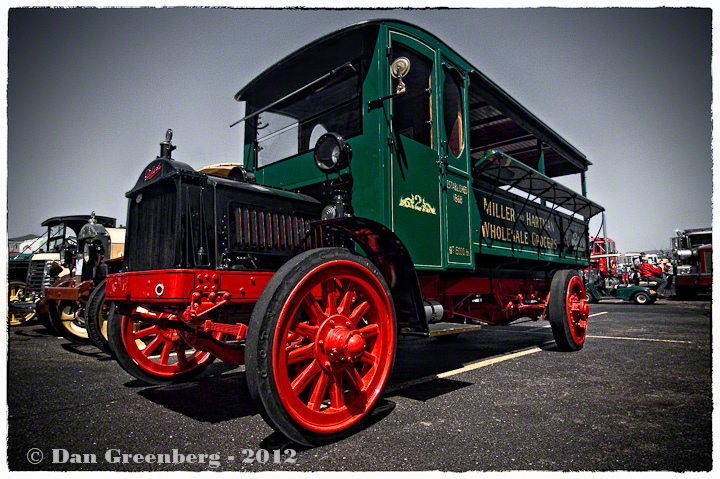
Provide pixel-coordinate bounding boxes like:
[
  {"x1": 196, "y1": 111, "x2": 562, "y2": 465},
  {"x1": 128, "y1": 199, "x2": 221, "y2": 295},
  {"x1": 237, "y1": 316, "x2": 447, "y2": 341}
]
[
  {"x1": 107, "y1": 307, "x2": 217, "y2": 384},
  {"x1": 246, "y1": 248, "x2": 396, "y2": 446},
  {"x1": 549, "y1": 269, "x2": 590, "y2": 351}
]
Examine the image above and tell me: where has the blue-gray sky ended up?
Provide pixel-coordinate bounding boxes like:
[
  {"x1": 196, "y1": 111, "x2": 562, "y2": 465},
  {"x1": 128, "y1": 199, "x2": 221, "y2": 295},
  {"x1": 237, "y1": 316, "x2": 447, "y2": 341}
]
[{"x1": 6, "y1": 7, "x2": 712, "y2": 252}]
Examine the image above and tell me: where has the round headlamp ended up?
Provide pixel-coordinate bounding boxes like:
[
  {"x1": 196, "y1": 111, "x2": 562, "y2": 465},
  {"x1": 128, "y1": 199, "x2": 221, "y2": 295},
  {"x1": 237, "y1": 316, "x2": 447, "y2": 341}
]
[{"x1": 314, "y1": 133, "x2": 351, "y2": 174}]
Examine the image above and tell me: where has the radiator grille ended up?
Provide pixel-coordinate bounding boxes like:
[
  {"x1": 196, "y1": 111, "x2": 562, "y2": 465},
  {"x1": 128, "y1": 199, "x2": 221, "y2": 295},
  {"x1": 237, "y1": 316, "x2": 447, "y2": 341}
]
[
  {"x1": 702, "y1": 251, "x2": 712, "y2": 274},
  {"x1": 233, "y1": 207, "x2": 314, "y2": 252},
  {"x1": 26, "y1": 260, "x2": 51, "y2": 295},
  {"x1": 125, "y1": 182, "x2": 177, "y2": 272}
]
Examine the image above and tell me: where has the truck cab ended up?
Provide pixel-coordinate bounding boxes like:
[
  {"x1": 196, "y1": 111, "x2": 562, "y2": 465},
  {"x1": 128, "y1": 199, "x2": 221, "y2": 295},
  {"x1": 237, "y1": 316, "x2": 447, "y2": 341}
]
[{"x1": 672, "y1": 227, "x2": 712, "y2": 299}]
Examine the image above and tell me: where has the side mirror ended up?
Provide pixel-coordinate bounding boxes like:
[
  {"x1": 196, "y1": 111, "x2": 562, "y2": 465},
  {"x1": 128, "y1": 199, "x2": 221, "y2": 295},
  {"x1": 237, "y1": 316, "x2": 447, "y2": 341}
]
[{"x1": 391, "y1": 57, "x2": 411, "y2": 94}]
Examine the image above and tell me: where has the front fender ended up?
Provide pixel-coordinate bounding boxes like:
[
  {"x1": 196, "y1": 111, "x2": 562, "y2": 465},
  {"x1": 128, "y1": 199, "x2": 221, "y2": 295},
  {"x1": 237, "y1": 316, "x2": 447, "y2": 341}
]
[{"x1": 292, "y1": 217, "x2": 428, "y2": 334}]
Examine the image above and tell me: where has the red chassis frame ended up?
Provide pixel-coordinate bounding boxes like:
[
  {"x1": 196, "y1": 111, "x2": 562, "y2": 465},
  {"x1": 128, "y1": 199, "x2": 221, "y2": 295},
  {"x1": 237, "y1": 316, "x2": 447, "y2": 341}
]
[
  {"x1": 418, "y1": 274, "x2": 556, "y2": 325},
  {"x1": 107, "y1": 268, "x2": 579, "y2": 363}
]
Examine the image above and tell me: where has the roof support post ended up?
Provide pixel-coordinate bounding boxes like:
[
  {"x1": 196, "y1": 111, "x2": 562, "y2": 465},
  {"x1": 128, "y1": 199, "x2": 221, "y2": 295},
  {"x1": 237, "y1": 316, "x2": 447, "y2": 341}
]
[
  {"x1": 581, "y1": 171, "x2": 587, "y2": 197},
  {"x1": 537, "y1": 140, "x2": 545, "y2": 206}
]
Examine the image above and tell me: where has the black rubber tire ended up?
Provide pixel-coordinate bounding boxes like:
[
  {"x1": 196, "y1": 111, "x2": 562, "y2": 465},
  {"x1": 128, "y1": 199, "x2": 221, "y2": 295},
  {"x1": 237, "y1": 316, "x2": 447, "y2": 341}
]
[
  {"x1": 548, "y1": 270, "x2": 587, "y2": 352},
  {"x1": 37, "y1": 311, "x2": 60, "y2": 335},
  {"x1": 633, "y1": 292, "x2": 651, "y2": 305},
  {"x1": 585, "y1": 291, "x2": 599, "y2": 304},
  {"x1": 106, "y1": 303, "x2": 215, "y2": 385},
  {"x1": 675, "y1": 286, "x2": 696, "y2": 301},
  {"x1": 85, "y1": 280, "x2": 112, "y2": 355},
  {"x1": 246, "y1": 247, "x2": 397, "y2": 447},
  {"x1": 48, "y1": 301, "x2": 91, "y2": 344}
]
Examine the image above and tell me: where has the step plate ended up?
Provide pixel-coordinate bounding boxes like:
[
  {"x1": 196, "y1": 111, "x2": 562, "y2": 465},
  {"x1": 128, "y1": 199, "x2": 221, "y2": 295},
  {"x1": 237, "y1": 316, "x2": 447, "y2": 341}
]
[{"x1": 428, "y1": 322, "x2": 483, "y2": 337}]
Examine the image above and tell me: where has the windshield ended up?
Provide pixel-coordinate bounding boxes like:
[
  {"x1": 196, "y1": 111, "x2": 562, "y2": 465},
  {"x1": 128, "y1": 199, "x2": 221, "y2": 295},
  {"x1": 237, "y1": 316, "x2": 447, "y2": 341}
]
[
  {"x1": 251, "y1": 61, "x2": 362, "y2": 168},
  {"x1": 46, "y1": 225, "x2": 66, "y2": 252},
  {"x1": 688, "y1": 233, "x2": 712, "y2": 247}
]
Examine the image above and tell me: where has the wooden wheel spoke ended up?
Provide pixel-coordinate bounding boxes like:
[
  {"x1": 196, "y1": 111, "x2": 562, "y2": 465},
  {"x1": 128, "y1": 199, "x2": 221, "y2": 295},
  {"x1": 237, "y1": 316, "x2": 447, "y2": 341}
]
[
  {"x1": 360, "y1": 350, "x2": 377, "y2": 366},
  {"x1": 337, "y1": 282, "x2": 356, "y2": 315},
  {"x1": 291, "y1": 359, "x2": 321, "y2": 394},
  {"x1": 159, "y1": 340, "x2": 173, "y2": 365},
  {"x1": 357, "y1": 323, "x2": 379, "y2": 338},
  {"x1": 287, "y1": 343, "x2": 315, "y2": 365},
  {"x1": 349, "y1": 300, "x2": 371, "y2": 327},
  {"x1": 134, "y1": 325, "x2": 158, "y2": 339},
  {"x1": 141, "y1": 336, "x2": 164, "y2": 357},
  {"x1": 343, "y1": 367, "x2": 364, "y2": 391},
  {"x1": 294, "y1": 322, "x2": 319, "y2": 341},
  {"x1": 307, "y1": 372, "x2": 329, "y2": 411},
  {"x1": 322, "y1": 280, "x2": 337, "y2": 315},
  {"x1": 301, "y1": 297, "x2": 326, "y2": 326},
  {"x1": 329, "y1": 372, "x2": 344, "y2": 409}
]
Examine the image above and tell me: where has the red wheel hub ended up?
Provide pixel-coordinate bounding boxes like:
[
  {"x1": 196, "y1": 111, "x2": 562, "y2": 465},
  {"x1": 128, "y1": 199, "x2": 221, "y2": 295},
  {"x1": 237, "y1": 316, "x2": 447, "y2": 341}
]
[
  {"x1": 273, "y1": 261, "x2": 395, "y2": 434},
  {"x1": 313, "y1": 315, "x2": 368, "y2": 374},
  {"x1": 565, "y1": 276, "x2": 589, "y2": 344}
]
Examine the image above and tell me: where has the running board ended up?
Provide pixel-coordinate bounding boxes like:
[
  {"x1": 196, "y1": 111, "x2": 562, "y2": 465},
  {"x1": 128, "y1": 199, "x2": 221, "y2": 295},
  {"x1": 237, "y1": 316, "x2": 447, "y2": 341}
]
[{"x1": 428, "y1": 322, "x2": 483, "y2": 337}]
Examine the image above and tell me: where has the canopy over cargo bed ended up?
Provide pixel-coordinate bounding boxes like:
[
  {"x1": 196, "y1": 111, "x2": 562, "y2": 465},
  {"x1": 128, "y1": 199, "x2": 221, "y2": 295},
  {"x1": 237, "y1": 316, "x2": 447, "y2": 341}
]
[
  {"x1": 474, "y1": 151, "x2": 604, "y2": 219},
  {"x1": 235, "y1": 19, "x2": 592, "y2": 179}
]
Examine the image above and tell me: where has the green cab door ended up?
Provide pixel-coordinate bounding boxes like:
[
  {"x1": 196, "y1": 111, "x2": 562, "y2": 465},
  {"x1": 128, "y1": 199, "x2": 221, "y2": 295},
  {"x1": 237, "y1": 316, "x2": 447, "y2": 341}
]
[
  {"x1": 439, "y1": 59, "x2": 473, "y2": 268},
  {"x1": 389, "y1": 32, "x2": 443, "y2": 269}
]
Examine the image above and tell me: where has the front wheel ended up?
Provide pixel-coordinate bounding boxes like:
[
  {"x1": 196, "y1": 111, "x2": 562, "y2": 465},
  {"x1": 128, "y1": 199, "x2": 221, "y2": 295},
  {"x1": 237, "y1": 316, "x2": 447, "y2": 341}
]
[
  {"x1": 246, "y1": 248, "x2": 397, "y2": 446},
  {"x1": 8, "y1": 281, "x2": 35, "y2": 325},
  {"x1": 86, "y1": 280, "x2": 112, "y2": 355},
  {"x1": 48, "y1": 301, "x2": 90, "y2": 344},
  {"x1": 107, "y1": 307, "x2": 216, "y2": 385},
  {"x1": 549, "y1": 270, "x2": 589, "y2": 352}
]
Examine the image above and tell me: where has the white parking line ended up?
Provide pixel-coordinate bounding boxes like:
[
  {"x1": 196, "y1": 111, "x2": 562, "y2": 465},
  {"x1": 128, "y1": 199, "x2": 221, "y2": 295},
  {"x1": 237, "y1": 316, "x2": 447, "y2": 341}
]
[{"x1": 587, "y1": 335, "x2": 692, "y2": 344}]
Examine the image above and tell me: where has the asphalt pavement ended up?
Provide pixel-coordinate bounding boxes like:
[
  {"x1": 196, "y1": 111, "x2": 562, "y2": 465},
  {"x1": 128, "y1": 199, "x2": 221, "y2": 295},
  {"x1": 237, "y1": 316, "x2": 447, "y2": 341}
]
[{"x1": 7, "y1": 298, "x2": 712, "y2": 471}]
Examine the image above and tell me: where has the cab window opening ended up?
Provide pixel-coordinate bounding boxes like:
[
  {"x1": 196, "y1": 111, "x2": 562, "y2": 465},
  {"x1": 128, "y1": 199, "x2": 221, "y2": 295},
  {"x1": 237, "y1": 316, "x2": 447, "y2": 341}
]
[
  {"x1": 442, "y1": 66, "x2": 464, "y2": 157},
  {"x1": 250, "y1": 60, "x2": 363, "y2": 169},
  {"x1": 392, "y1": 43, "x2": 433, "y2": 148}
]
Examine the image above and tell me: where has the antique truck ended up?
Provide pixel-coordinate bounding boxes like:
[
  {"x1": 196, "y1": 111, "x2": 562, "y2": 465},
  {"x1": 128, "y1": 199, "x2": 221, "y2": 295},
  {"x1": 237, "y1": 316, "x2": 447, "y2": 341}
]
[
  {"x1": 105, "y1": 20, "x2": 603, "y2": 446},
  {"x1": 8, "y1": 214, "x2": 115, "y2": 331},
  {"x1": 672, "y1": 227, "x2": 712, "y2": 299},
  {"x1": 39, "y1": 215, "x2": 125, "y2": 347},
  {"x1": 8, "y1": 236, "x2": 48, "y2": 325}
]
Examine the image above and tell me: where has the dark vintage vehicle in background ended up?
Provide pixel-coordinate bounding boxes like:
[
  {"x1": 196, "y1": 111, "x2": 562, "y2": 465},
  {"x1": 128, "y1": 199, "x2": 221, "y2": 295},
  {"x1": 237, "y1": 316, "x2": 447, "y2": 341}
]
[
  {"x1": 672, "y1": 227, "x2": 712, "y2": 300},
  {"x1": 105, "y1": 20, "x2": 604, "y2": 445},
  {"x1": 40, "y1": 215, "x2": 126, "y2": 348},
  {"x1": 8, "y1": 215, "x2": 115, "y2": 330},
  {"x1": 8, "y1": 235, "x2": 48, "y2": 325}
]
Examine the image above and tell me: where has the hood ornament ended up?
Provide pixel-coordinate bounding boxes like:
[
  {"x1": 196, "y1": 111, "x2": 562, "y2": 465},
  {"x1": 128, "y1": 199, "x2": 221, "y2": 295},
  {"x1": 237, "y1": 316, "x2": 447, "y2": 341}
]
[{"x1": 159, "y1": 129, "x2": 176, "y2": 160}]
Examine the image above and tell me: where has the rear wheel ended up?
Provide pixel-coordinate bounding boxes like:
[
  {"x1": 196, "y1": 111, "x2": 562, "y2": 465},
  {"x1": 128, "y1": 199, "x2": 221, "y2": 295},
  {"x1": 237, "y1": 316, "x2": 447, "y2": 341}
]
[
  {"x1": 8, "y1": 281, "x2": 35, "y2": 325},
  {"x1": 633, "y1": 292, "x2": 650, "y2": 305},
  {"x1": 48, "y1": 301, "x2": 90, "y2": 344},
  {"x1": 86, "y1": 280, "x2": 112, "y2": 355},
  {"x1": 549, "y1": 270, "x2": 589, "y2": 352},
  {"x1": 107, "y1": 307, "x2": 216, "y2": 385},
  {"x1": 246, "y1": 248, "x2": 397, "y2": 446}
]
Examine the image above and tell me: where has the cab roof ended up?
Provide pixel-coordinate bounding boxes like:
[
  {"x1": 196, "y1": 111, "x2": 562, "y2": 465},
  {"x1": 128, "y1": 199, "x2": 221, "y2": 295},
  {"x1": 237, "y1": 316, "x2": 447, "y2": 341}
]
[
  {"x1": 235, "y1": 19, "x2": 591, "y2": 178},
  {"x1": 41, "y1": 215, "x2": 117, "y2": 235}
]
